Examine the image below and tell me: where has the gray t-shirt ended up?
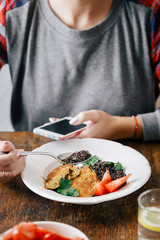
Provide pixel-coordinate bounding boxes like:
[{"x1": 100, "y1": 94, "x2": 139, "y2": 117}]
[{"x1": 3, "y1": 0, "x2": 160, "y2": 140}]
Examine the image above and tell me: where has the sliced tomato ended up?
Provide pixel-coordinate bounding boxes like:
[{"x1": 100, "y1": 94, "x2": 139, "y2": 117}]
[
  {"x1": 8, "y1": 222, "x2": 37, "y2": 240},
  {"x1": 36, "y1": 227, "x2": 55, "y2": 238},
  {"x1": 42, "y1": 233, "x2": 55, "y2": 240},
  {"x1": 2, "y1": 229, "x2": 14, "y2": 240},
  {"x1": 105, "y1": 174, "x2": 132, "y2": 193},
  {"x1": 101, "y1": 170, "x2": 112, "y2": 185},
  {"x1": 42, "y1": 233, "x2": 59, "y2": 240},
  {"x1": 42, "y1": 233, "x2": 71, "y2": 240},
  {"x1": 37, "y1": 228, "x2": 72, "y2": 240},
  {"x1": 12, "y1": 226, "x2": 26, "y2": 240},
  {"x1": 18, "y1": 222, "x2": 37, "y2": 240},
  {"x1": 94, "y1": 182, "x2": 108, "y2": 196}
]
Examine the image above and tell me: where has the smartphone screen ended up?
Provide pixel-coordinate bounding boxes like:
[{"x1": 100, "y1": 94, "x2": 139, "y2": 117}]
[{"x1": 40, "y1": 119, "x2": 86, "y2": 135}]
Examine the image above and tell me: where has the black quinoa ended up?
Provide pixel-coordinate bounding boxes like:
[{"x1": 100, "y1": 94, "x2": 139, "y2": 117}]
[
  {"x1": 90, "y1": 160, "x2": 125, "y2": 181},
  {"x1": 61, "y1": 150, "x2": 91, "y2": 164}
]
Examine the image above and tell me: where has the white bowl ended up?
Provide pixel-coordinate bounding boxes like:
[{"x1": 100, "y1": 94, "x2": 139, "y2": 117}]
[
  {"x1": 34, "y1": 221, "x2": 89, "y2": 239},
  {"x1": 1, "y1": 221, "x2": 89, "y2": 240},
  {"x1": 21, "y1": 138, "x2": 151, "y2": 205}
]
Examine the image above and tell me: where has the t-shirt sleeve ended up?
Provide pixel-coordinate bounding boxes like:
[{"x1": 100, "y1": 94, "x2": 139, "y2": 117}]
[
  {"x1": 139, "y1": 109, "x2": 160, "y2": 141},
  {"x1": 0, "y1": 0, "x2": 7, "y2": 69},
  {"x1": 143, "y1": 2, "x2": 160, "y2": 141},
  {"x1": 134, "y1": 0, "x2": 160, "y2": 141}
]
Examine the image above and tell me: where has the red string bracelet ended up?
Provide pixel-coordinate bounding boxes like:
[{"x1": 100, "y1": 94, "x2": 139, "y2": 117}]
[{"x1": 132, "y1": 116, "x2": 139, "y2": 138}]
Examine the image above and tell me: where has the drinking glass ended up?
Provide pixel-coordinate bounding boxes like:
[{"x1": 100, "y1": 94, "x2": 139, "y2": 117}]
[{"x1": 138, "y1": 189, "x2": 160, "y2": 240}]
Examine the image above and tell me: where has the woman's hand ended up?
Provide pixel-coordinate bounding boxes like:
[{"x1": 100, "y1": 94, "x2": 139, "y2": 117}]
[
  {"x1": 69, "y1": 110, "x2": 143, "y2": 140},
  {"x1": 0, "y1": 141, "x2": 26, "y2": 183}
]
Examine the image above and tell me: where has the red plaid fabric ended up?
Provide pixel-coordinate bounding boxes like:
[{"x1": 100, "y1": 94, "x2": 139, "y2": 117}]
[
  {"x1": 0, "y1": 0, "x2": 7, "y2": 68},
  {"x1": 0, "y1": 0, "x2": 29, "y2": 68},
  {"x1": 130, "y1": 0, "x2": 160, "y2": 81}
]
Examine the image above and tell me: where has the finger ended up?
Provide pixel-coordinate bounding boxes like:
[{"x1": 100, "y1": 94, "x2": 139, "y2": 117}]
[
  {"x1": 75, "y1": 131, "x2": 87, "y2": 138},
  {"x1": 70, "y1": 110, "x2": 99, "y2": 125},
  {"x1": 44, "y1": 122, "x2": 50, "y2": 125},
  {"x1": 0, "y1": 141, "x2": 15, "y2": 153},
  {"x1": 75, "y1": 130, "x2": 93, "y2": 138},
  {"x1": 0, "y1": 151, "x2": 26, "y2": 182},
  {"x1": 0, "y1": 159, "x2": 25, "y2": 179},
  {"x1": 4, "y1": 156, "x2": 26, "y2": 177},
  {"x1": 0, "y1": 157, "x2": 25, "y2": 183},
  {"x1": 74, "y1": 125, "x2": 93, "y2": 138},
  {"x1": 49, "y1": 117, "x2": 60, "y2": 123},
  {"x1": 0, "y1": 149, "x2": 24, "y2": 170}
]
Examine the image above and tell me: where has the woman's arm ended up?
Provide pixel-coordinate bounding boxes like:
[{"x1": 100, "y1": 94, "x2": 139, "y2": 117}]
[{"x1": 69, "y1": 110, "x2": 143, "y2": 140}]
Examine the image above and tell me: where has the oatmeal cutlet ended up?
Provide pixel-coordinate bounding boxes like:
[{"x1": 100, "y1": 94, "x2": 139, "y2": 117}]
[
  {"x1": 71, "y1": 166, "x2": 100, "y2": 197},
  {"x1": 45, "y1": 164, "x2": 80, "y2": 189}
]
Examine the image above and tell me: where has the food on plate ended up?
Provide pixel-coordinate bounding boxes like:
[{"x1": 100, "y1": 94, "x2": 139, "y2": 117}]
[
  {"x1": 1, "y1": 222, "x2": 84, "y2": 240},
  {"x1": 45, "y1": 165, "x2": 99, "y2": 197},
  {"x1": 44, "y1": 151, "x2": 131, "y2": 197},
  {"x1": 94, "y1": 181, "x2": 108, "y2": 196},
  {"x1": 59, "y1": 150, "x2": 91, "y2": 164},
  {"x1": 57, "y1": 178, "x2": 79, "y2": 197},
  {"x1": 70, "y1": 166, "x2": 99, "y2": 197},
  {"x1": 94, "y1": 170, "x2": 132, "y2": 196},
  {"x1": 104, "y1": 173, "x2": 132, "y2": 193},
  {"x1": 90, "y1": 160, "x2": 125, "y2": 181},
  {"x1": 101, "y1": 170, "x2": 112, "y2": 185},
  {"x1": 45, "y1": 164, "x2": 80, "y2": 189},
  {"x1": 83, "y1": 155, "x2": 99, "y2": 167}
]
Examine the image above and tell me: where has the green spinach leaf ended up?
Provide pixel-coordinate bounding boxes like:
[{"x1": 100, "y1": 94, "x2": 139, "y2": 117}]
[
  {"x1": 83, "y1": 155, "x2": 99, "y2": 167},
  {"x1": 59, "y1": 178, "x2": 71, "y2": 189},
  {"x1": 114, "y1": 162, "x2": 123, "y2": 171},
  {"x1": 57, "y1": 187, "x2": 79, "y2": 197}
]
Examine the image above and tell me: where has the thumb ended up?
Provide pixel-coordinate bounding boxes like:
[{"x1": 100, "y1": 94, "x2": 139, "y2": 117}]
[
  {"x1": 0, "y1": 141, "x2": 16, "y2": 152},
  {"x1": 70, "y1": 110, "x2": 99, "y2": 125}
]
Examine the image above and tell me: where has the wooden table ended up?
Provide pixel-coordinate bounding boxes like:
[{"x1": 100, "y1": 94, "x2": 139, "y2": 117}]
[{"x1": 0, "y1": 132, "x2": 160, "y2": 240}]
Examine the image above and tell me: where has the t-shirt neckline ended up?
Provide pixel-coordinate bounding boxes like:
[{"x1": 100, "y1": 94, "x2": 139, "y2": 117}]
[{"x1": 39, "y1": 0, "x2": 125, "y2": 41}]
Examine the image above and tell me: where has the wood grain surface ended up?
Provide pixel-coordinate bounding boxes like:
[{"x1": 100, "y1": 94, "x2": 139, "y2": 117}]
[{"x1": 0, "y1": 132, "x2": 160, "y2": 240}]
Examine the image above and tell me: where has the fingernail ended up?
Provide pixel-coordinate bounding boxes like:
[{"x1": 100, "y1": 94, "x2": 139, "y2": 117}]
[
  {"x1": 49, "y1": 117, "x2": 54, "y2": 122},
  {"x1": 49, "y1": 117, "x2": 58, "y2": 123},
  {"x1": 17, "y1": 149, "x2": 24, "y2": 157},
  {"x1": 69, "y1": 118, "x2": 78, "y2": 125}
]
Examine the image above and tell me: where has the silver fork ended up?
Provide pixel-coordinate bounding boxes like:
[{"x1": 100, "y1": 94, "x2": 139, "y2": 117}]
[
  {"x1": 20, "y1": 151, "x2": 58, "y2": 161},
  {"x1": 20, "y1": 151, "x2": 85, "y2": 166}
]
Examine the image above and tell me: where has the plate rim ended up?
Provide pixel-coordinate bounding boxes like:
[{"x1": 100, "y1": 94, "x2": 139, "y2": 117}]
[{"x1": 21, "y1": 138, "x2": 151, "y2": 205}]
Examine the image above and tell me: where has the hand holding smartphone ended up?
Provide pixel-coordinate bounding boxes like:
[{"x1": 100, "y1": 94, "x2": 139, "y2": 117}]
[{"x1": 33, "y1": 117, "x2": 87, "y2": 140}]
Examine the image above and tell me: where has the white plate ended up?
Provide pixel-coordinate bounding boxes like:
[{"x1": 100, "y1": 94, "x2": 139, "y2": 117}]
[
  {"x1": 1, "y1": 221, "x2": 89, "y2": 240},
  {"x1": 21, "y1": 138, "x2": 151, "y2": 205},
  {"x1": 34, "y1": 221, "x2": 89, "y2": 239}
]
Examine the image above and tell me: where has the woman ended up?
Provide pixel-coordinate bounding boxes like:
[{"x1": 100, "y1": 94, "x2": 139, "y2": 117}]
[{"x1": 0, "y1": 0, "x2": 159, "y2": 182}]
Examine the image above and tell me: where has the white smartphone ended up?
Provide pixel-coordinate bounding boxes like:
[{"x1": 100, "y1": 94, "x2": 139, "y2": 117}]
[{"x1": 33, "y1": 117, "x2": 87, "y2": 140}]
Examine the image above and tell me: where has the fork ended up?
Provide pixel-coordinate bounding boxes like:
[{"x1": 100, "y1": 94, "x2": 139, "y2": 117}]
[
  {"x1": 20, "y1": 151, "x2": 58, "y2": 161},
  {"x1": 20, "y1": 151, "x2": 84, "y2": 166}
]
